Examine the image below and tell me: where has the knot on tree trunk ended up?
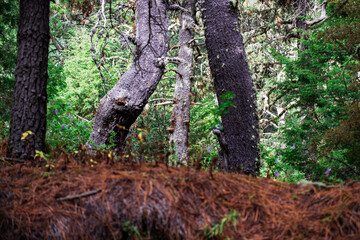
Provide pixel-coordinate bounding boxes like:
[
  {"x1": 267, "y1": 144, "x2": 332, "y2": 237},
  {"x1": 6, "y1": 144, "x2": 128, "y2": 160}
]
[{"x1": 213, "y1": 125, "x2": 229, "y2": 172}]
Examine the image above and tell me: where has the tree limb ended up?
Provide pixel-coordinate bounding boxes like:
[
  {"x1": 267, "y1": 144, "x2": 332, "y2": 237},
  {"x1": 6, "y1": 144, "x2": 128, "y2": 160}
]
[
  {"x1": 168, "y1": 4, "x2": 188, "y2": 12},
  {"x1": 56, "y1": 188, "x2": 102, "y2": 201},
  {"x1": 311, "y1": 0, "x2": 349, "y2": 29},
  {"x1": 305, "y1": 0, "x2": 328, "y2": 27}
]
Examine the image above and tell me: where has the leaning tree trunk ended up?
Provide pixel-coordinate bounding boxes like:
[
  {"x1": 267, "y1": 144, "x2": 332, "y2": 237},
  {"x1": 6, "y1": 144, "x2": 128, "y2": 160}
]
[
  {"x1": 8, "y1": 0, "x2": 50, "y2": 159},
  {"x1": 201, "y1": 0, "x2": 259, "y2": 175},
  {"x1": 169, "y1": 0, "x2": 196, "y2": 164},
  {"x1": 90, "y1": 0, "x2": 168, "y2": 148}
]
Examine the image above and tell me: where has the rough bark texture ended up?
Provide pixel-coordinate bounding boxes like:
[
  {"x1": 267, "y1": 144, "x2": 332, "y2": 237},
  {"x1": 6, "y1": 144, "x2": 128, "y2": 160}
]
[
  {"x1": 201, "y1": 0, "x2": 260, "y2": 175},
  {"x1": 90, "y1": 0, "x2": 168, "y2": 148},
  {"x1": 7, "y1": 0, "x2": 50, "y2": 159},
  {"x1": 169, "y1": 0, "x2": 195, "y2": 164},
  {"x1": 296, "y1": 0, "x2": 309, "y2": 51}
]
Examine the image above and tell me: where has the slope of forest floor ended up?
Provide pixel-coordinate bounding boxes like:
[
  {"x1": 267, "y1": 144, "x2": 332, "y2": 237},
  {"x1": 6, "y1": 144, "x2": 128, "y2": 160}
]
[{"x1": 1, "y1": 146, "x2": 360, "y2": 239}]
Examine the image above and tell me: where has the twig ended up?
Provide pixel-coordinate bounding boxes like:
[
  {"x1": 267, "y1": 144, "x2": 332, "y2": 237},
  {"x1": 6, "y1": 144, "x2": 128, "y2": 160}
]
[
  {"x1": 56, "y1": 188, "x2": 101, "y2": 201},
  {"x1": 0, "y1": 156, "x2": 26, "y2": 163},
  {"x1": 309, "y1": 196, "x2": 332, "y2": 207},
  {"x1": 164, "y1": 69, "x2": 183, "y2": 78},
  {"x1": 168, "y1": 4, "x2": 188, "y2": 12},
  {"x1": 75, "y1": 114, "x2": 91, "y2": 122},
  {"x1": 327, "y1": 156, "x2": 360, "y2": 176},
  {"x1": 154, "y1": 101, "x2": 174, "y2": 107},
  {"x1": 148, "y1": 98, "x2": 173, "y2": 103}
]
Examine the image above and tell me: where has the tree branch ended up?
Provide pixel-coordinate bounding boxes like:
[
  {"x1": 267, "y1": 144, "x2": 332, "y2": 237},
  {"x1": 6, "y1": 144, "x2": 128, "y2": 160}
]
[
  {"x1": 56, "y1": 188, "x2": 102, "y2": 201},
  {"x1": 166, "y1": 57, "x2": 184, "y2": 65},
  {"x1": 168, "y1": 4, "x2": 188, "y2": 12},
  {"x1": 311, "y1": 0, "x2": 349, "y2": 29},
  {"x1": 305, "y1": 0, "x2": 328, "y2": 27}
]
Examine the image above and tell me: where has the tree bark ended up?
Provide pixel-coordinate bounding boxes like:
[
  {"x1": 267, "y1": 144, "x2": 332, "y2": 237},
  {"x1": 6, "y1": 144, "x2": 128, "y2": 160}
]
[
  {"x1": 295, "y1": 0, "x2": 309, "y2": 51},
  {"x1": 169, "y1": 0, "x2": 196, "y2": 164},
  {"x1": 7, "y1": 0, "x2": 50, "y2": 159},
  {"x1": 201, "y1": 0, "x2": 259, "y2": 175},
  {"x1": 90, "y1": 0, "x2": 168, "y2": 148}
]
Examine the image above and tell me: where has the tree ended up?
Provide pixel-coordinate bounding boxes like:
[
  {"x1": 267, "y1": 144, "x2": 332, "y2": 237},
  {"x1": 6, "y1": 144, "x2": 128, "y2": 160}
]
[
  {"x1": 0, "y1": 0, "x2": 18, "y2": 123},
  {"x1": 7, "y1": 0, "x2": 50, "y2": 158},
  {"x1": 201, "y1": 0, "x2": 259, "y2": 175},
  {"x1": 90, "y1": 0, "x2": 168, "y2": 149},
  {"x1": 275, "y1": 0, "x2": 360, "y2": 180},
  {"x1": 169, "y1": 0, "x2": 196, "y2": 164}
]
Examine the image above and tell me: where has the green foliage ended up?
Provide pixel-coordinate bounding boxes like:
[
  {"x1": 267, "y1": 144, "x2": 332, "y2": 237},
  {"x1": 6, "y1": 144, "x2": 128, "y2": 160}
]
[
  {"x1": 0, "y1": 0, "x2": 18, "y2": 122},
  {"x1": 46, "y1": 101, "x2": 92, "y2": 152},
  {"x1": 270, "y1": 0, "x2": 360, "y2": 181},
  {"x1": 122, "y1": 220, "x2": 141, "y2": 238},
  {"x1": 204, "y1": 209, "x2": 240, "y2": 239},
  {"x1": 0, "y1": 122, "x2": 10, "y2": 139},
  {"x1": 48, "y1": 62, "x2": 67, "y2": 100},
  {"x1": 2, "y1": 0, "x2": 358, "y2": 185},
  {"x1": 56, "y1": 28, "x2": 105, "y2": 118},
  {"x1": 213, "y1": 91, "x2": 236, "y2": 120}
]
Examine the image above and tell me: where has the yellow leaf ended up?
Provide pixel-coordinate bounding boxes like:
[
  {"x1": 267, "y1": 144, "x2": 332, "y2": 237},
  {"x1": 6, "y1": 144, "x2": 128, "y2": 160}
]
[
  {"x1": 138, "y1": 133, "x2": 144, "y2": 142},
  {"x1": 21, "y1": 131, "x2": 33, "y2": 140},
  {"x1": 116, "y1": 124, "x2": 126, "y2": 130}
]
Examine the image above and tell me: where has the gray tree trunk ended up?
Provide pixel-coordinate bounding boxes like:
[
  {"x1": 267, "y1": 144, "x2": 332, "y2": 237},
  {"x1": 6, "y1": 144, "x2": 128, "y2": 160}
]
[
  {"x1": 295, "y1": 0, "x2": 309, "y2": 51},
  {"x1": 201, "y1": 0, "x2": 260, "y2": 175},
  {"x1": 90, "y1": 0, "x2": 168, "y2": 148},
  {"x1": 8, "y1": 0, "x2": 50, "y2": 159},
  {"x1": 169, "y1": 0, "x2": 196, "y2": 164}
]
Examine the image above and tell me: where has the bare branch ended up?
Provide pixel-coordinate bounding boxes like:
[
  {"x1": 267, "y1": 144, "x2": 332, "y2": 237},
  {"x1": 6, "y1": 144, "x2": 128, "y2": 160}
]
[
  {"x1": 168, "y1": 4, "x2": 188, "y2": 12},
  {"x1": 166, "y1": 57, "x2": 184, "y2": 65},
  {"x1": 305, "y1": 0, "x2": 328, "y2": 27},
  {"x1": 311, "y1": 0, "x2": 349, "y2": 29},
  {"x1": 0, "y1": 156, "x2": 26, "y2": 163},
  {"x1": 56, "y1": 188, "x2": 102, "y2": 201},
  {"x1": 154, "y1": 101, "x2": 174, "y2": 107},
  {"x1": 50, "y1": 35, "x2": 66, "y2": 66},
  {"x1": 90, "y1": 0, "x2": 109, "y2": 93},
  {"x1": 75, "y1": 114, "x2": 91, "y2": 123},
  {"x1": 148, "y1": 98, "x2": 174, "y2": 103},
  {"x1": 164, "y1": 68, "x2": 183, "y2": 77}
]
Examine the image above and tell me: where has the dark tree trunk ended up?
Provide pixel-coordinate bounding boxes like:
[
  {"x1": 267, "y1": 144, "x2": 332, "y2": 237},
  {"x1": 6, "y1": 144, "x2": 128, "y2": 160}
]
[
  {"x1": 90, "y1": 0, "x2": 168, "y2": 148},
  {"x1": 201, "y1": 0, "x2": 259, "y2": 175},
  {"x1": 169, "y1": 0, "x2": 196, "y2": 164},
  {"x1": 7, "y1": 0, "x2": 50, "y2": 159}
]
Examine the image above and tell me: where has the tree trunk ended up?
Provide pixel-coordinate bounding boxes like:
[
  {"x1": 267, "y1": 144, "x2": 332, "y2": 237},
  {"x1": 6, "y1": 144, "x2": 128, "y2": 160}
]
[
  {"x1": 296, "y1": 0, "x2": 309, "y2": 51},
  {"x1": 201, "y1": 0, "x2": 259, "y2": 175},
  {"x1": 7, "y1": 0, "x2": 50, "y2": 159},
  {"x1": 90, "y1": 0, "x2": 168, "y2": 148},
  {"x1": 169, "y1": 0, "x2": 196, "y2": 164}
]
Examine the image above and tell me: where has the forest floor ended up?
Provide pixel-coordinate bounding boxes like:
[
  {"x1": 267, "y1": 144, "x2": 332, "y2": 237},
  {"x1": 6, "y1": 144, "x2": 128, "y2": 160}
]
[{"x1": 1, "y1": 145, "x2": 359, "y2": 239}]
